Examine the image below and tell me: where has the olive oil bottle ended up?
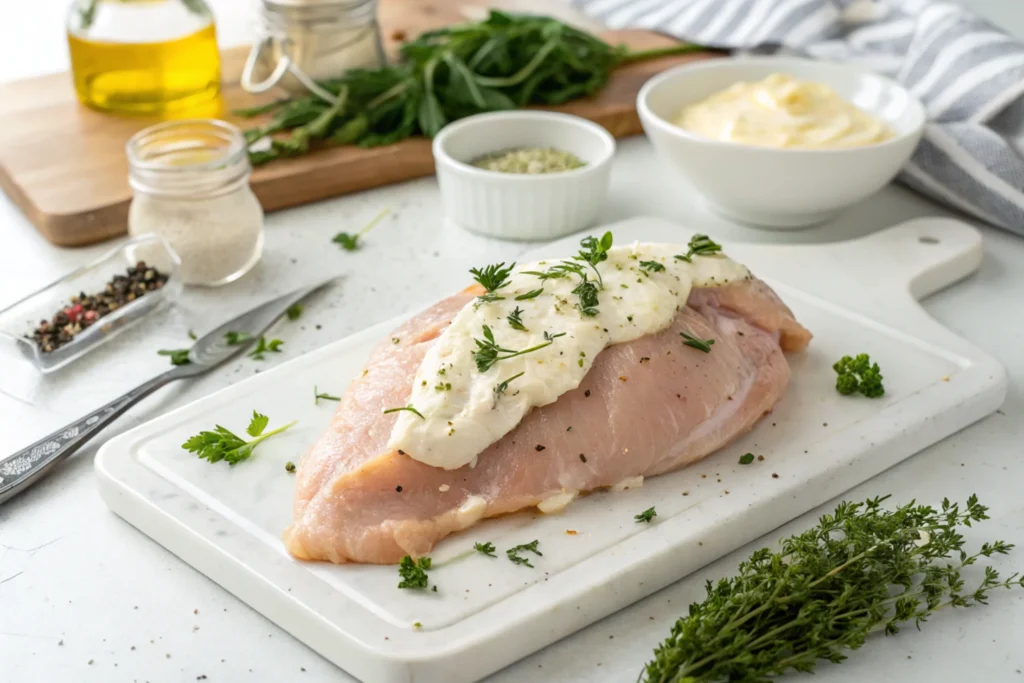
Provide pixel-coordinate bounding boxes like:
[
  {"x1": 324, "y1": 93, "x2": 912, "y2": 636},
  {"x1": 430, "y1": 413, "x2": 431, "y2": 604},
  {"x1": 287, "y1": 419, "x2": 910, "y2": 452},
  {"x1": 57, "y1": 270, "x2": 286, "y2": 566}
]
[{"x1": 67, "y1": 0, "x2": 221, "y2": 116}]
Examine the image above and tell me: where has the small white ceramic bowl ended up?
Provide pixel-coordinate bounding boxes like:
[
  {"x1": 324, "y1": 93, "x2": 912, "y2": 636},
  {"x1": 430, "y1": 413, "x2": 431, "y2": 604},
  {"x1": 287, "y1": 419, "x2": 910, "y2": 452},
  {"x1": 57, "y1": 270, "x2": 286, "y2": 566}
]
[
  {"x1": 637, "y1": 57, "x2": 926, "y2": 229},
  {"x1": 432, "y1": 111, "x2": 615, "y2": 240}
]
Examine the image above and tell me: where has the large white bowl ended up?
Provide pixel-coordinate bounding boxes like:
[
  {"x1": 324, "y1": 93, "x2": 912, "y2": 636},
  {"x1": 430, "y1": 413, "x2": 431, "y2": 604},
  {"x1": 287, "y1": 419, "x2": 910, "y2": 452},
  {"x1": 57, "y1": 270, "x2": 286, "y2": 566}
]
[
  {"x1": 637, "y1": 57, "x2": 926, "y2": 229},
  {"x1": 433, "y1": 111, "x2": 615, "y2": 241}
]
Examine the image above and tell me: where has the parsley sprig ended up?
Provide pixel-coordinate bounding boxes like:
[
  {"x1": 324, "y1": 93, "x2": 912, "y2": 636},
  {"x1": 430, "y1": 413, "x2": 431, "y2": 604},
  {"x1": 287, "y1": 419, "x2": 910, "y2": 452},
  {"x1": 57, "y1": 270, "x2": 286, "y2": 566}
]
[
  {"x1": 507, "y1": 540, "x2": 542, "y2": 568},
  {"x1": 470, "y1": 262, "x2": 515, "y2": 304},
  {"x1": 641, "y1": 495, "x2": 1023, "y2": 682},
  {"x1": 473, "y1": 325, "x2": 556, "y2": 373},
  {"x1": 332, "y1": 207, "x2": 390, "y2": 251},
  {"x1": 182, "y1": 411, "x2": 297, "y2": 466},
  {"x1": 834, "y1": 353, "x2": 885, "y2": 398},
  {"x1": 397, "y1": 555, "x2": 432, "y2": 589},
  {"x1": 474, "y1": 542, "x2": 497, "y2": 557}
]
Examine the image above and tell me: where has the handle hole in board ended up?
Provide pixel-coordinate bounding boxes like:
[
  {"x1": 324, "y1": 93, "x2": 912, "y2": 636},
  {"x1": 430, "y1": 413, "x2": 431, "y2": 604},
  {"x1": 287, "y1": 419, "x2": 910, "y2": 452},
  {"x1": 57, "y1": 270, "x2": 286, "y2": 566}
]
[{"x1": 918, "y1": 236, "x2": 940, "y2": 244}]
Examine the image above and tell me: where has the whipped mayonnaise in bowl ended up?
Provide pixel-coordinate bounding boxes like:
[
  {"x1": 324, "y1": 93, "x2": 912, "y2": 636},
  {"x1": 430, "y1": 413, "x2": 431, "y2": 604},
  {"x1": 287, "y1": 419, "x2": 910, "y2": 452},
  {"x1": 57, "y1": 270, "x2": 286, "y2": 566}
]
[{"x1": 638, "y1": 57, "x2": 925, "y2": 229}]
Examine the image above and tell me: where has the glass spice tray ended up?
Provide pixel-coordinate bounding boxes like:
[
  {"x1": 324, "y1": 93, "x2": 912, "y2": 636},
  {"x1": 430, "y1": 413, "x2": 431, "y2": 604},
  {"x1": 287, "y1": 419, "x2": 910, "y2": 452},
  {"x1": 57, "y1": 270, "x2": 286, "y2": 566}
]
[{"x1": 0, "y1": 235, "x2": 182, "y2": 373}]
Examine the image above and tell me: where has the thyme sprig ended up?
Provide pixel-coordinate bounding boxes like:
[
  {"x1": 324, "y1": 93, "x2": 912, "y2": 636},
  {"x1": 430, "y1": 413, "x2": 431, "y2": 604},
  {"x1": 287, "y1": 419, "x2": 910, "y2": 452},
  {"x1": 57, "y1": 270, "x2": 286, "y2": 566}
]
[
  {"x1": 642, "y1": 495, "x2": 1024, "y2": 682},
  {"x1": 472, "y1": 325, "x2": 555, "y2": 373}
]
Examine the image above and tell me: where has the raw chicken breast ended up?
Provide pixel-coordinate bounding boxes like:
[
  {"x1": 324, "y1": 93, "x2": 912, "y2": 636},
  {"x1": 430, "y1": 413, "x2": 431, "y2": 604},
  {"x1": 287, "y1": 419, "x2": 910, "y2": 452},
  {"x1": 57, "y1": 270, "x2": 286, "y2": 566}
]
[{"x1": 285, "y1": 278, "x2": 810, "y2": 564}]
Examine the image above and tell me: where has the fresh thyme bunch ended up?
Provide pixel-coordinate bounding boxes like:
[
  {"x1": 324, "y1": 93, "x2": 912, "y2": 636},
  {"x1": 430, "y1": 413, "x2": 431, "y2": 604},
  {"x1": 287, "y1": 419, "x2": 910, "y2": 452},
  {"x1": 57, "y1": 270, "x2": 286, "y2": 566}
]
[
  {"x1": 642, "y1": 495, "x2": 1023, "y2": 682},
  {"x1": 238, "y1": 11, "x2": 701, "y2": 165}
]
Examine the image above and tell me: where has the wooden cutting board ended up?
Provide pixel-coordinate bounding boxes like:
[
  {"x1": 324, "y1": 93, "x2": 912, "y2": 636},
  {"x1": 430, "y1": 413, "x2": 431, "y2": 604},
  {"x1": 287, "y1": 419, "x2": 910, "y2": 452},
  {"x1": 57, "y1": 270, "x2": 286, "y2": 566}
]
[{"x1": 0, "y1": 2, "x2": 719, "y2": 247}]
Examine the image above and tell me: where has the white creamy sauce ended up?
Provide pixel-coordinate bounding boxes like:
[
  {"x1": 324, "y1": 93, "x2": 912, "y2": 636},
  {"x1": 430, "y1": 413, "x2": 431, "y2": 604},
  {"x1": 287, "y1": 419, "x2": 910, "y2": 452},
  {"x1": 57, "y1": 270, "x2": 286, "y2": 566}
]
[{"x1": 386, "y1": 243, "x2": 751, "y2": 470}]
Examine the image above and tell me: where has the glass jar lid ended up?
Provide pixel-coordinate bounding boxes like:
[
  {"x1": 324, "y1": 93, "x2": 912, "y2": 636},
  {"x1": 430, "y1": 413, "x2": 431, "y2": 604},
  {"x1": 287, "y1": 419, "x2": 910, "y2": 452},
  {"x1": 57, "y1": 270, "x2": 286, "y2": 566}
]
[{"x1": 126, "y1": 119, "x2": 251, "y2": 199}]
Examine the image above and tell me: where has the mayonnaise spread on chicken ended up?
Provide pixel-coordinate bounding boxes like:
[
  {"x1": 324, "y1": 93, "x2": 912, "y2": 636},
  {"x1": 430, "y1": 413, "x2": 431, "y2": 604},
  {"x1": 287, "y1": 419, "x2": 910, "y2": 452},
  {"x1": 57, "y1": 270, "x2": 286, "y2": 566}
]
[
  {"x1": 674, "y1": 73, "x2": 894, "y2": 149},
  {"x1": 386, "y1": 240, "x2": 750, "y2": 470}
]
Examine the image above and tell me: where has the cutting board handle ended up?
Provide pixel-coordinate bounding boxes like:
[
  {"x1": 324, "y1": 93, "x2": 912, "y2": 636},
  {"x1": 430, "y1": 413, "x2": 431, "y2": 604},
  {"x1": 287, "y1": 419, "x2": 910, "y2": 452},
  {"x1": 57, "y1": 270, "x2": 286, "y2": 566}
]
[{"x1": 825, "y1": 217, "x2": 983, "y2": 301}]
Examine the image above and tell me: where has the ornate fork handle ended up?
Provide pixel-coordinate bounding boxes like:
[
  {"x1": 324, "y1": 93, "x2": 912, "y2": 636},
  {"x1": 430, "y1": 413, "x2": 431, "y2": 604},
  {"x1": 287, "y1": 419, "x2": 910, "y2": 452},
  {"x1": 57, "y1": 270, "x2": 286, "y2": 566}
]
[{"x1": 0, "y1": 371, "x2": 179, "y2": 505}]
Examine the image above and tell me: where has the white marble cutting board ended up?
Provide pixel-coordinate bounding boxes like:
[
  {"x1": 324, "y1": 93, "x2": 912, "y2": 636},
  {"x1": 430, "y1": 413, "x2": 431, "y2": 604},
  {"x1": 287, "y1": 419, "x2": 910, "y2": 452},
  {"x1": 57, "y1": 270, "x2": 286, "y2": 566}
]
[{"x1": 95, "y1": 216, "x2": 1006, "y2": 683}]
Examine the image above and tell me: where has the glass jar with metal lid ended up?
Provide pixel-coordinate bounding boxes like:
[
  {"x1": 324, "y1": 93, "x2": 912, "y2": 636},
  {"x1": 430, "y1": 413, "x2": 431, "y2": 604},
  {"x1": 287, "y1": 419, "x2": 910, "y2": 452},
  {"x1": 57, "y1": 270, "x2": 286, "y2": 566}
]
[{"x1": 242, "y1": 0, "x2": 385, "y2": 103}]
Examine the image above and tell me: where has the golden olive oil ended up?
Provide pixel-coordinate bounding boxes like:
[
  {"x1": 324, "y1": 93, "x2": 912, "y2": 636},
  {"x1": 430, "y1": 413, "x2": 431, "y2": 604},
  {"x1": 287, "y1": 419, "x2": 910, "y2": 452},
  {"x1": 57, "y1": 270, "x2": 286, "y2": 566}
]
[{"x1": 68, "y1": 22, "x2": 220, "y2": 115}]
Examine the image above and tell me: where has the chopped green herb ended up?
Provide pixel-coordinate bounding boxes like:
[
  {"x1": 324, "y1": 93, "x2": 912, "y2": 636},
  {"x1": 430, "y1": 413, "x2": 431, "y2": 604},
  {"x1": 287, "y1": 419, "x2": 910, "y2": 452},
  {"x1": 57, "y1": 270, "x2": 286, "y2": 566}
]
[
  {"x1": 635, "y1": 506, "x2": 657, "y2": 523},
  {"x1": 249, "y1": 337, "x2": 284, "y2": 360},
  {"x1": 639, "y1": 260, "x2": 665, "y2": 273},
  {"x1": 397, "y1": 555, "x2": 432, "y2": 589},
  {"x1": 383, "y1": 405, "x2": 426, "y2": 419},
  {"x1": 680, "y1": 331, "x2": 714, "y2": 353},
  {"x1": 286, "y1": 303, "x2": 303, "y2": 321},
  {"x1": 314, "y1": 385, "x2": 341, "y2": 405},
  {"x1": 224, "y1": 331, "x2": 253, "y2": 345},
  {"x1": 675, "y1": 233, "x2": 723, "y2": 263},
  {"x1": 182, "y1": 411, "x2": 297, "y2": 466},
  {"x1": 392, "y1": 337, "x2": 400, "y2": 344},
  {"x1": 572, "y1": 276, "x2": 601, "y2": 317},
  {"x1": 434, "y1": 382, "x2": 452, "y2": 392},
  {"x1": 739, "y1": 453, "x2": 755, "y2": 465},
  {"x1": 158, "y1": 348, "x2": 191, "y2": 366},
  {"x1": 515, "y1": 288, "x2": 544, "y2": 301},
  {"x1": 493, "y1": 371, "x2": 525, "y2": 405},
  {"x1": 474, "y1": 541, "x2": 497, "y2": 557},
  {"x1": 833, "y1": 353, "x2": 885, "y2": 398},
  {"x1": 544, "y1": 331, "x2": 566, "y2": 342},
  {"x1": 473, "y1": 325, "x2": 556, "y2": 373},
  {"x1": 187, "y1": 329, "x2": 197, "y2": 340},
  {"x1": 507, "y1": 540, "x2": 542, "y2": 568},
  {"x1": 332, "y1": 207, "x2": 390, "y2": 251},
  {"x1": 285, "y1": 461, "x2": 296, "y2": 473},
  {"x1": 507, "y1": 306, "x2": 527, "y2": 331},
  {"x1": 469, "y1": 262, "x2": 515, "y2": 304}
]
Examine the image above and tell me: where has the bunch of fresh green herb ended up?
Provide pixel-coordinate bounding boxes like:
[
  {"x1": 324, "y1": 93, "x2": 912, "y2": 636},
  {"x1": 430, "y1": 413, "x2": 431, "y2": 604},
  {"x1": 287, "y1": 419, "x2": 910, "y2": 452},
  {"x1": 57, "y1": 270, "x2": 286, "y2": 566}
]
[
  {"x1": 237, "y1": 12, "x2": 701, "y2": 165},
  {"x1": 182, "y1": 411, "x2": 297, "y2": 466},
  {"x1": 834, "y1": 353, "x2": 885, "y2": 397},
  {"x1": 641, "y1": 495, "x2": 1023, "y2": 682}
]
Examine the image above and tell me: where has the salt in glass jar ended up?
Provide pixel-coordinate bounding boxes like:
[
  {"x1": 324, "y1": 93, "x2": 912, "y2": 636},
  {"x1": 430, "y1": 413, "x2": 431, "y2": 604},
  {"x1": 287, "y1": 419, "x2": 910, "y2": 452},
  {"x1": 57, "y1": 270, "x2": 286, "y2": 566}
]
[{"x1": 126, "y1": 120, "x2": 264, "y2": 287}]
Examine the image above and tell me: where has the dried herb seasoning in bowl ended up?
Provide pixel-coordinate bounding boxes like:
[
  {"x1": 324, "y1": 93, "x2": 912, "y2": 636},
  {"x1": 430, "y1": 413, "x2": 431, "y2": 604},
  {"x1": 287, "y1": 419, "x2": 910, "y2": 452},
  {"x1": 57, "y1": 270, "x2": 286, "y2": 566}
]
[
  {"x1": 471, "y1": 148, "x2": 586, "y2": 175},
  {"x1": 0, "y1": 235, "x2": 182, "y2": 373}
]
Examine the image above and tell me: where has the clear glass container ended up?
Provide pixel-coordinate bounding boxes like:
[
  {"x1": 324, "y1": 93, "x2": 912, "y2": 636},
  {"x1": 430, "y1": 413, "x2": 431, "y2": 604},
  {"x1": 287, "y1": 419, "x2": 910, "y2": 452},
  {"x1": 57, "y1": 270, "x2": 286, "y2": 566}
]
[
  {"x1": 241, "y1": 0, "x2": 384, "y2": 101},
  {"x1": 126, "y1": 119, "x2": 264, "y2": 287},
  {"x1": 66, "y1": 0, "x2": 221, "y2": 115},
  {"x1": 0, "y1": 235, "x2": 182, "y2": 373}
]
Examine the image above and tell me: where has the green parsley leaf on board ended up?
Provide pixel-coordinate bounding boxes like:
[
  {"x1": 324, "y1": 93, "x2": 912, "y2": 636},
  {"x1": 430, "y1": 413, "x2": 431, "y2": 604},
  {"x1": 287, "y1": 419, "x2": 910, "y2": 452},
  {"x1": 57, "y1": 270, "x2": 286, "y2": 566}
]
[
  {"x1": 182, "y1": 413, "x2": 297, "y2": 466},
  {"x1": 640, "y1": 495, "x2": 1024, "y2": 683},
  {"x1": 474, "y1": 542, "x2": 497, "y2": 558},
  {"x1": 224, "y1": 331, "x2": 253, "y2": 345},
  {"x1": 833, "y1": 353, "x2": 885, "y2": 398},
  {"x1": 634, "y1": 507, "x2": 657, "y2": 523},
  {"x1": 158, "y1": 348, "x2": 191, "y2": 366},
  {"x1": 249, "y1": 337, "x2": 284, "y2": 360},
  {"x1": 738, "y1": 453, "x2": 755, "y2": 465},
  {"x1": 332, "y1": 207, "x2": 390, "y2": 252},
  {"x1": 398, "y1": 555, "x2": 432, "y2": 589},
  {"x1": 506, "y1": 540, "x2": 542, "y2": 568}
]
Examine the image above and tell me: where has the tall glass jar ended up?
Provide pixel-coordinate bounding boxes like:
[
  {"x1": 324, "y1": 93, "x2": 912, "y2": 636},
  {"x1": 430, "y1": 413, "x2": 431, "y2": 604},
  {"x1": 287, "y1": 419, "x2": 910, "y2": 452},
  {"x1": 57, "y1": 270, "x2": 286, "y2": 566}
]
[
  {"x1": 67, "y1": 0, "x2": 221, "y2": 115},
  {"x1": 126, "y1": 120, "x2": 264, "y2": 287},
  {"x1": 242, "y1": 0, "x2": 384, "y2": 102}
]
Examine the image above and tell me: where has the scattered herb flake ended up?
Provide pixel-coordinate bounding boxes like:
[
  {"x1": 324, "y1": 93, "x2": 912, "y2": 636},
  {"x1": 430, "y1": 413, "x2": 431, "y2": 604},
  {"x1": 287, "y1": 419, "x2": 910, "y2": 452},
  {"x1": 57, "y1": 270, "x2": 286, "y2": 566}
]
[
  {"x1": 680, "y1": 331, "x2": 714, "y2": 353},
  {"x1": 314, "y1": 385, "x2": 341, "y2": 405},
  {"x1": 158, "y1": 348, "x2": 191, "y2": 366},
  {"x1": 383, "y1": 405, "x2": 426, "y2": 419},
  {"x1": 507, "y1": 306, "x2": 527, "y2": 331},
  {"x1": 635, "y1": 506, "x2": 657, "y2": 523},
  {"x1": 639, "y1": 260, "x2": 665, "y2": 273},
  {"x1": 507, "y1": 540, "x2": 542, "y2": 568},
  {"x1": 474, "y1": 542, "x2": 497, "y2": 557},
  {"x1": 333, "y1": 207, "x2": 390, "y2": 251},
  {"x1": 286, "y1": 303, "x2": 303, "y2": 321},
  {"x1": 739, "y1": 453, "x2": 755, "y2": 465},
  {"x1": 224, "y1": 331, "x2": 252, "y2": 346},
  {"x1": 285, "y1": 461, "x2": 296, "y2": 473}
]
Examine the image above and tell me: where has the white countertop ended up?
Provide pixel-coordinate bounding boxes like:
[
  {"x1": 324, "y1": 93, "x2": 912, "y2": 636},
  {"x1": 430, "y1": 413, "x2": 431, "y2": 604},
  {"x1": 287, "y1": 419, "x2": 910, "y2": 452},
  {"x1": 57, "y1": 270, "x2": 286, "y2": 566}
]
[{"x1": 2, "y1": 2, "x2": 1023, "y2": 682}]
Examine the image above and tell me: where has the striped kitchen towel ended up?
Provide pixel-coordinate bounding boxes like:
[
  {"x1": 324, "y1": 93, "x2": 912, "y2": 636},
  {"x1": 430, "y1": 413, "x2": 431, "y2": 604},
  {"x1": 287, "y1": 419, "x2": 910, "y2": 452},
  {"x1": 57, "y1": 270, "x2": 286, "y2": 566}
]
[{"x1": 574, "y1": 0, "x2": 1024, "y2": 234}]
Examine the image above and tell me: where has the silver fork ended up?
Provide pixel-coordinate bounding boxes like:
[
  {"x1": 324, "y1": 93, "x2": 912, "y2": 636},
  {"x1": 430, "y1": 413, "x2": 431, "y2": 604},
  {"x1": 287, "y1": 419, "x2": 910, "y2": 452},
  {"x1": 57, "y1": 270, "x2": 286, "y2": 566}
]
[{"x1": 0, "y1": 277, "x2": 334, "y2": 505}]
